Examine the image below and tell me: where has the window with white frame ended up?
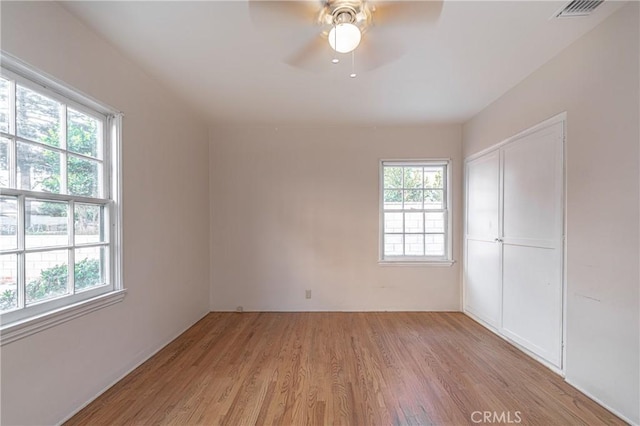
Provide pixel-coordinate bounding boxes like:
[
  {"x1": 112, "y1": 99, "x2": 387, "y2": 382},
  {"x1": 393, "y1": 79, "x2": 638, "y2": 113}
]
[
  {"x1": 0, "y1": 57, "x2": 123, "y2": 339},
  {"x1": 380, "y1": 161, "x2": 451, "y2": 262}
]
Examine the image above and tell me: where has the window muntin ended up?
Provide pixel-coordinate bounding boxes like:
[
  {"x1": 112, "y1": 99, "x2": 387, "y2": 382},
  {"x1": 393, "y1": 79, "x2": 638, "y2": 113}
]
[
  {"x1": 0, "y1": 67, "x2": 118, "y2": 324},
  {"x1": 380, "y1": 161, "x2": 451, "y2": 262}
]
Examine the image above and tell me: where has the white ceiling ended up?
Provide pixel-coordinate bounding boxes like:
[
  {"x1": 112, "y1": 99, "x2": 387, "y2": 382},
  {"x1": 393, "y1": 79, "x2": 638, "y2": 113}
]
[{"x1": 61, "y1": 1, "x2": 625, "y2": 126}]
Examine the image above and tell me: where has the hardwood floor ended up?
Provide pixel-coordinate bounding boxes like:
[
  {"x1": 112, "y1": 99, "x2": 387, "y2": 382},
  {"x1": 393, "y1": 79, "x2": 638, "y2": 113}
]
[{"x1": 66, "y1": 312, "x2": 624, "y2": 425}]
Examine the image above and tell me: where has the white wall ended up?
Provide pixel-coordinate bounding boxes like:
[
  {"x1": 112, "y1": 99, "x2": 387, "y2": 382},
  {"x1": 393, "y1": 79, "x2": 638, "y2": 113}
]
[
  {"x1": 462, "y1": 3, "x2": 639, "y2": 423},
  {"x1": 210, "y1": 125, "x2": 462, "y2": 312},
  {"x1": 0, "y1": 2, "x2": 211, "y2": 425}
]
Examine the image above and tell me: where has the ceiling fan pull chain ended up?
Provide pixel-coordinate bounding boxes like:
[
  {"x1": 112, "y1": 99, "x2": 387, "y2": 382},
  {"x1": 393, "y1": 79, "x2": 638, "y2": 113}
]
[
  {"x1": 331, "y1": 24, "x2": 339, "y2": 64},
  {"x1": 350, "y1": 50, "x2": 357, "y2": 78}
]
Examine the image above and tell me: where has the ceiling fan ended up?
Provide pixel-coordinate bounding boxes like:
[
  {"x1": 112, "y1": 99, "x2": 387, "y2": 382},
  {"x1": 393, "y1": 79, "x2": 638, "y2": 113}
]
[{"x1": 249, "y1": 0, "x2": 443, "y2": 76}]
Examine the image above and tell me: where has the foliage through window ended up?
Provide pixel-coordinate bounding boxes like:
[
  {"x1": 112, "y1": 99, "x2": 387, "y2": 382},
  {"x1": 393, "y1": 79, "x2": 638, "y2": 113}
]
[
  {"x1": 380, "y1": 161, "x2": 451, "y2": 261},
  {"x1": 0, "y1": 62, "x2": 121, "y2": 328}
]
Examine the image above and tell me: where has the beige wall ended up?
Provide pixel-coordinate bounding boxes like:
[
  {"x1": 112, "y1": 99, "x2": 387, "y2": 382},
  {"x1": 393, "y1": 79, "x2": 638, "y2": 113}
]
[
  {"x1": 0, "y1": 2, "x2": 210, "y2": 425},
  {"x1": 210, "y1": 125, "x2": 462, "y2": 311},
  {"x1": 462, "y1": 3, "x2": 639, "y2": 423},
  {"x1": 2, "y1": 1, "x2": 637, "y2": 424}
]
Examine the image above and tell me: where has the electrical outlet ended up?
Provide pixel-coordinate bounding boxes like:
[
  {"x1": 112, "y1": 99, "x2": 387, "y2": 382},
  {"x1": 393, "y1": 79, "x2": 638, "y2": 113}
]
[
  {"x1": 236, "y1": 306, "x2": 244, "y2": 312},
  {"x1": 305, "y1": 290, "x2": 312, "y2": 299}
]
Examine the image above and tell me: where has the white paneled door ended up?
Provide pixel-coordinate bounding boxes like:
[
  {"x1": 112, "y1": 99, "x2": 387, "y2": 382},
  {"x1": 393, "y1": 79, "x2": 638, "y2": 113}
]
[
  {"x1": 464, "y1": 151, "x2": 501, "y2": 328},
  {"x1": 501, "y1": 121, "x2": 564, "y2": 367},
  {"x1": 464, "y1": 116, "x2": 565, "y2": 369}
]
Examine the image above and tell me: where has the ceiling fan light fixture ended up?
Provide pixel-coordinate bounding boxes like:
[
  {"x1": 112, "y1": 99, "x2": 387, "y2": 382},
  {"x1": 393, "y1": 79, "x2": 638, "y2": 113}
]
[{"x1": 328, "y1": 23, "x2": 361, "y2": 53}]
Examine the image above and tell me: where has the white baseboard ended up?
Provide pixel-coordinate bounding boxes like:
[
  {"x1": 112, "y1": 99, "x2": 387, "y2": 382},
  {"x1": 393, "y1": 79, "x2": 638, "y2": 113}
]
[
  {"x1": 209, "y1": 307, "x2": 460, "y2": 312},
  {"x1": 564, "y1": 379, "x2": 638, "y2": 426},
  {"x1": 464, "y1": 311, "x2": 637, "y2": 425},
  {"x1": 56, "y1": 309, "x2": 210, "y2": 426},
  {"x1": 463, "y1": 310, "x2": 564, "y2": 376}
]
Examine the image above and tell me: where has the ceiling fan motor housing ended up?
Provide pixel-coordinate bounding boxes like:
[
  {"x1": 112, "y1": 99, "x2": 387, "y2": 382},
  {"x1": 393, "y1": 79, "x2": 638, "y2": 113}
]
[
  {"x1": 322, "y1": 0, "x2": 370, "y2": 28},
  {"x1": 333, "y1": 6, "x2": 357, "y2": 25}
]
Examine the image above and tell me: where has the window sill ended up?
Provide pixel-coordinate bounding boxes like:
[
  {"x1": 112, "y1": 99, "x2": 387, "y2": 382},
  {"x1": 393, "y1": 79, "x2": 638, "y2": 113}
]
[
  {"x1": 378, "y1": 260, "x2": 456, "y2": 267},
  {"x1": 0, "y1": 289, "x2": 127, "y2": 346}
]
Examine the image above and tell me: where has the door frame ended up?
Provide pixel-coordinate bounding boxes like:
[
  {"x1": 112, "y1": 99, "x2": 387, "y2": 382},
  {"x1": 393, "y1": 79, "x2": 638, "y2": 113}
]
[{"x1": 462, "y1": 112, "x2": 567, "y2": 375}]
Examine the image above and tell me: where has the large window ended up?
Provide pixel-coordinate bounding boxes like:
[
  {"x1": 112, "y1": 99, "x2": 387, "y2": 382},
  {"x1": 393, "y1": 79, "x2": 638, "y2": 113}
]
[
  {"x1": 0, "y1": 56, "x2": 123, "y2": 342},
  {"x1": 380, "y1": 160, "x2": 452, "y2": 263}
]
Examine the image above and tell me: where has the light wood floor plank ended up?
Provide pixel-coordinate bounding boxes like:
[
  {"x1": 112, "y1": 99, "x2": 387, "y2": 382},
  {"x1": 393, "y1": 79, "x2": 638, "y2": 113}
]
[{"x1": 66, "y1": 312, "x2": 625, "y2": 425}]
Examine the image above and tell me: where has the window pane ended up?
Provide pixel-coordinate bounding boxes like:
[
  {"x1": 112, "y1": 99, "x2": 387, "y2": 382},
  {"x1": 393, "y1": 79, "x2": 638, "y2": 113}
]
[
  {"x1": 404, "y1": 212, "x2": 424, "y2": 233},
  {"x1": 25, "y1": 199, "x2": 68, "y2": 248},
  {"x1": 403, "y1": 189, "x2": 422, "y2": 210},
  {"x1": 68, "y1": 156, "x2": 101, "y2": 197},
  {"x1": 75, "y1": 204, "x2": 104, "y2": 244},
  {"x1": 381, "y1": 162, "x2": 449, "y2": 261},
  {"x1": 384, "y1": 234, "x2": 403, "y2": 256},
  {"x1": 384, "y1": 212, "x2": 403, "y2": 233},
  {"x1": 405, "y1": 234, "x2": 424, "y2": 256},
  {"x1": 426, "y1": 234, "x2": 445, "y2": 256},
  {"x1": 0, "y1": 137, "x2": 9, "y2": 187},
  {"x1": 16, "y1": 85, "x2": 62, "y2": 147},
  {"x1": 383, "y1": 166, "x2": 402, "y2": 188},
  {"x1": 425, "y1": 212, "x2": 445, "y2": 233},
  {"x1": 0, "y1": 196, "x2": 18, "y2": 250},
  {"x1": 0, "y1": 254, "x2": 18, "y2": 312},
  {"x1": 0, "y1": 78, "x2": 9, "y2": 133},
  {"x1": 383, "y1": 190, "x2": 402, "y2": 210},
  {"x1": 25, "y1": 249, "x2": 69, "y2": 305},
  {"x1": 68, "y1": 108, "x2": 101, "y2": 158},
  {"x1": 424, "y1": 167, "x2": 444, "y2": 189},
  {"x1": 17, "y1": 141, "x2": 61, "y2": 193},
  {"x1": 75, "y1": 246, "x2": 105, "y2": 292},
  {"x1": 404, "y1": 167, "x2": 423, "y2": 189},
  {"x1": 424, "y1": 190, "x2": 443, "y2": 210}
]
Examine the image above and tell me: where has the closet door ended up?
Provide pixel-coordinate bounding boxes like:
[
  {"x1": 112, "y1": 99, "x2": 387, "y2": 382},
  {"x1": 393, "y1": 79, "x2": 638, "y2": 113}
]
[
  {"x1": 464, "y1": 150, "x2": 501, "y2": 328},
  {"x1": 500, "y1": 121, "x2": 564, "y2": 367}
]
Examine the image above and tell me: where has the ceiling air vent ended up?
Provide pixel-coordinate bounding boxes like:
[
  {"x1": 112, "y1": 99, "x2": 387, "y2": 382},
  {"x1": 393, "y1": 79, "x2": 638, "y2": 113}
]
[{"x1": 553, "y1": 0, "x2": 604, "y2": 18}]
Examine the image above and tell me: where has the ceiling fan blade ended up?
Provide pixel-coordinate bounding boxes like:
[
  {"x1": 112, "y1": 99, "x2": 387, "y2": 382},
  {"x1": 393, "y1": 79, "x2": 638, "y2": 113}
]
[
  {"x1": 355, "y1": 30, "x2": 405, "y2": 71},
  {"x1": 249, "y1": 0, "x2": 323, "y2": 31},
  {"x1": 285, "y1": 34, "x2": 335, "y2": 72},
  {"x1": 369, "y1": 0, "x2": 444, "y2": 26}
]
